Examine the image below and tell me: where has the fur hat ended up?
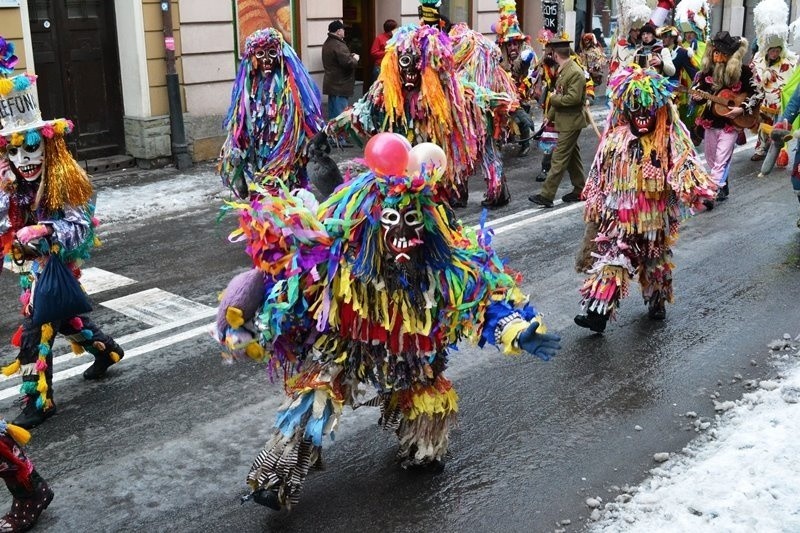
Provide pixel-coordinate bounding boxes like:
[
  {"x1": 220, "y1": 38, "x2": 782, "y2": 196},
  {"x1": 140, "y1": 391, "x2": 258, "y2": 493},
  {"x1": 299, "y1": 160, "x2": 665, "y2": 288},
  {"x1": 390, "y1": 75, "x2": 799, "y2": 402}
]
[
  {"x1": 640, "y1": 23, "x2": 658, "y2": 36},
  {"x1": 753, "y1": 0, "x2": 789, "y2": 52}
]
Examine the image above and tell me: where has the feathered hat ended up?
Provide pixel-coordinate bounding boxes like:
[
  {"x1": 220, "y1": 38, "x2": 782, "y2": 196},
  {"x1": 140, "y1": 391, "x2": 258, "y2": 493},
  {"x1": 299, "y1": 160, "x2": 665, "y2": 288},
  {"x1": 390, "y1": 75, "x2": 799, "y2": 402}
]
[
  {"x1": 618, "y1": 0, "x2": 652, "y2": 38},
  {"x1": 675, "y1": 0, "x2": 712, "y2": 40},
  {"x1": 495, "y1": 0, "x2": 527, "y2": 43},
  {"x1": 753, "y1": 0, "x2": 790, "y2": 51}
]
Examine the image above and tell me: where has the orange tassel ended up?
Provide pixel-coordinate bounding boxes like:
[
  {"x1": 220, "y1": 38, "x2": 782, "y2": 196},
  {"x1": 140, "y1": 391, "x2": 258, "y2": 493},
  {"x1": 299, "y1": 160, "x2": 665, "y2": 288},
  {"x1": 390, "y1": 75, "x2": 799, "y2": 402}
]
[{"x1": 776, "y1": 148, "x2": 789, "y2": 168}]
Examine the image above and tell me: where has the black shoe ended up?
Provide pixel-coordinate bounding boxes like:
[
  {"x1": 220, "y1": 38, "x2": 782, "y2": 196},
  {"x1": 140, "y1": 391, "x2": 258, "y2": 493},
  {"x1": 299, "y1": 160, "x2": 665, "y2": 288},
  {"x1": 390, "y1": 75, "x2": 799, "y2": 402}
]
[
  {"x1": 561, "y1": 191, "x2": 582, "y2": 203},
  {"x1": 703, "y1": 199, "x2": 715, "y2": 211},
  {"x1": 716, "y1": 184, "x2": 729, "y2": 202},
  {"x1": 518, "y1": 144, "x2": 531, "y2": 157},
  {"x1": 12, "y1": 397, "x2": 57, "y2": 429},
  {"x1": 251, "y1": 489, "x2": 282, "y2": 510},
  {"x1": 534, "y1": 170, "x2": 547, "y2": 182},
  {"x1": 647, "y1": 299, "x2": 666, "y2": 320},
  {"x1": 404, "y1": 458, "x2": 446, "y2": 474},
  {"x1": 83, "y1": 343, "x2": 124, "y2": 380},
  {"x1": 481, "y1": 182, "x2": 511, "y2": 208},
  {"x1": 528, "y1": 194, "x2": 554, "y2": 208},
  {"x1": 574, "y1": 311, "x2": 608, "y2": 333}
]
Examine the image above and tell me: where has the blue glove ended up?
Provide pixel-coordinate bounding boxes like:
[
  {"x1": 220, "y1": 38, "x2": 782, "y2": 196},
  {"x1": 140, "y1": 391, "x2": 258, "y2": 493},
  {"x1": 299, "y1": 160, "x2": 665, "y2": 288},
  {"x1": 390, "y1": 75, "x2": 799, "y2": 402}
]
[{"x1": 517, "y1": 321, "x2": 561, "y2": 361}]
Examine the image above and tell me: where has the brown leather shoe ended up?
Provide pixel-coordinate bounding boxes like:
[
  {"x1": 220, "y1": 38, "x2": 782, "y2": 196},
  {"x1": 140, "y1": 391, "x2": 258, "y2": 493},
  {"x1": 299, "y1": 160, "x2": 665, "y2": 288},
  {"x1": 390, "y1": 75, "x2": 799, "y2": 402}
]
[{"x1": 750, "y1": 152, "x2": 766, "y2": 161}]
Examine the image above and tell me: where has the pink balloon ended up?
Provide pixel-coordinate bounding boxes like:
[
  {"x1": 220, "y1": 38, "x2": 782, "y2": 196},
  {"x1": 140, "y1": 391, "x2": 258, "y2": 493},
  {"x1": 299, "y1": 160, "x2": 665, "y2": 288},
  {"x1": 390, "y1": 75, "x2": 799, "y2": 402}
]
[
  {"x1": 390, "y1": 132, "x2": 412, "y2": 151},
  {"x1": 365, "y1": 132, "x2": 410, "y2": 176}
]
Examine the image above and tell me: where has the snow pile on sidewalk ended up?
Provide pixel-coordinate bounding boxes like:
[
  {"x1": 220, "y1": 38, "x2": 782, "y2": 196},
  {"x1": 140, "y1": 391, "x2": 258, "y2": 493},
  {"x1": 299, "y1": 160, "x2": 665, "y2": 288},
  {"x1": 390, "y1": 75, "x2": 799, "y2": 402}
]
[
  {"x1": 94, "y1": 169, "x2": 225, "y2": 230},
  {"x1": 590, "y1": 337, "x2": 800, "y2": 533}
]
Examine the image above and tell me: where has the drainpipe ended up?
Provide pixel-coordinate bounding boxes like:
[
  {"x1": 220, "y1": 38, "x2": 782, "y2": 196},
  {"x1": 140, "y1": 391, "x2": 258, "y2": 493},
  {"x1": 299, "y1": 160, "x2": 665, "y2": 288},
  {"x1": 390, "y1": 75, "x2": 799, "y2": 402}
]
[{"x1": 160, "y1": 1, "x2": 192, "y2": 170}]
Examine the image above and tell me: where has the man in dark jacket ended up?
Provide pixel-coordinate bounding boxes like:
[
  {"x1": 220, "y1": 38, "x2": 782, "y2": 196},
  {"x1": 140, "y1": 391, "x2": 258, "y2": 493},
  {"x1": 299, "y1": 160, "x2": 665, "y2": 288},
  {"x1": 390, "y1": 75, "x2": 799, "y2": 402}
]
[{"x1": 322, "y1": 20, "x2": 359, "y2": 122}]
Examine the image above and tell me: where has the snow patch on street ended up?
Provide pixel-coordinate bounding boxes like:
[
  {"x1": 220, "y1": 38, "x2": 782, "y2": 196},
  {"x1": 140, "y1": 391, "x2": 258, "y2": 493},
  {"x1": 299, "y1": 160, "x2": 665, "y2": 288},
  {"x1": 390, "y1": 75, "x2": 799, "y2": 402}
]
[{"x1": 590, "y1": 337, "x2": 800, "y2": 532}]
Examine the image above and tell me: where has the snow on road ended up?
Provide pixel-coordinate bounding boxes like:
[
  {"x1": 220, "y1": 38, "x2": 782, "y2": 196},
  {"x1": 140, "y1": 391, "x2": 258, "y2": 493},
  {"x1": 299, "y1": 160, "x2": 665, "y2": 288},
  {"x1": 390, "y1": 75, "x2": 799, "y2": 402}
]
[{"x1": 589, "y1": 336, "x2": 800, "y2": 533}]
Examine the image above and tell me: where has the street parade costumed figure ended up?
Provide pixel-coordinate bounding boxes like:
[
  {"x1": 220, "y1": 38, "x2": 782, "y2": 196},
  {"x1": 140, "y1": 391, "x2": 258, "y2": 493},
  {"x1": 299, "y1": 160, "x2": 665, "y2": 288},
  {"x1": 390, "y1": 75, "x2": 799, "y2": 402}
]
[
  {"x1": 0, "y1": 38, "x2": 124, "y2": 429},
  {"x1": 218, "y1": 28, "x2": 324, "y2": 199},
  {"x1": 750, "y1": 0, "x2": 797, "y2": 163},
  {"x1": 609, "y1": 0, "x2": 652, "y2": 76},
  {"x1": 0, "y1": 419, "x2": 52, "y2": 531},
  {"x1": 494, "y1": 0, "x2": 538, "y2": 157},
  {"x1": 214, "y1": 133, "x2": 561, "y2": 510},
  {"x1": 692, "y1": 31, "x2": 760, "y2": 204},
  {"x1": 447, "y1": 21, "x2": 519, "y2": 207},
  {"x1": 580, "y1": 32, "x2": 609, "y2": 87},
  {"x1": 573, "y1": 66, "x2": 716, "y2": 333},
  {"x1": 327, "y1": 7, "x2": 516, "y2": 209},
  {"x1": 675, "y1": 0, "x2": 711, "y2": 60}
]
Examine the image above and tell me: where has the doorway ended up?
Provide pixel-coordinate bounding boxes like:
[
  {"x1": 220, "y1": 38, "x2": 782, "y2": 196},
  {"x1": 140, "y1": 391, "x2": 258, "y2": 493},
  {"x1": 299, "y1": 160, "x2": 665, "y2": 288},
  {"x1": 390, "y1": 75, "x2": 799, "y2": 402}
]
[
  {"x1": 342, "y1": 0, "x2": 375, "y2": 96},
  {"x1": 28, "y1": 0, "x2": 125, "y2": 160}
]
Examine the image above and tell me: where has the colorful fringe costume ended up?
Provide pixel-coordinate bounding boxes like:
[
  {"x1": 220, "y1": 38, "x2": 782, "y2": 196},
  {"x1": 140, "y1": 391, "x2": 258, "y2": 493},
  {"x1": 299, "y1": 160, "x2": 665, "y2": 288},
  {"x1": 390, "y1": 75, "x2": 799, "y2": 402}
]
[
  {"x1": 218, "y1": 28, "x2": 324, "y2": 198},
  {"x1": 327, "y1": 24, "x2": 516, "y2": 207},
  {"x1": 216, "y1": 160, "x2": 555, "y2": 510},
  {"x1": 0, "y1": 419, "x2": 53, "y2": 531},
  {"x1": 575, "y1": 66, "x2": 716, "y2": 328},
  {"x1": 0, "y1": 44, "x2": 123, "y2": 429},
  {"x1": 449, "y1": 22, "x2": 519, "y2": 205}
]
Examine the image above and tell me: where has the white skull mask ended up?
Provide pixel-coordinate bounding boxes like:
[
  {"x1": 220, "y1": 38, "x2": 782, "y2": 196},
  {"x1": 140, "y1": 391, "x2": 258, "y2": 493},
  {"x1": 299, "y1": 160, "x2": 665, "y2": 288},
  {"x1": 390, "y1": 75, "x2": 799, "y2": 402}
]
[
  {"x1": 6, "y1": 141, "x2": 45, "y2": 182},
  {"x1": 380, "y1": 206, "x2": 424, "y2": 263}
]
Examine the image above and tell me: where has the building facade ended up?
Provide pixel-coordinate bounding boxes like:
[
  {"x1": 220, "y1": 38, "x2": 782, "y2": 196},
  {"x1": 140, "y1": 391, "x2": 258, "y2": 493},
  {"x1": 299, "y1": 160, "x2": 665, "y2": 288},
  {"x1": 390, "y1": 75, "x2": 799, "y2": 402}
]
[{"x1": 3, "y1": 0, "x2": 794, "y2": 168}]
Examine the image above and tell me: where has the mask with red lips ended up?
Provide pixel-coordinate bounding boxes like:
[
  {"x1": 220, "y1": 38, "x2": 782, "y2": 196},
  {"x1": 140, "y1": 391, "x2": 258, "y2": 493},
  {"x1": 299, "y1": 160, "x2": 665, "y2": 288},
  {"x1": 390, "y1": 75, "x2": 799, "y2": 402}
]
[
  {"x1": 380, "y1": 205, "x2": 424, "y2": 263},
  {"x1": 624, "y1": 101, "x2": 656, "y2": 137},
  {"x1": 6, "y1": 141, "x2": 44, "y2": 182}
]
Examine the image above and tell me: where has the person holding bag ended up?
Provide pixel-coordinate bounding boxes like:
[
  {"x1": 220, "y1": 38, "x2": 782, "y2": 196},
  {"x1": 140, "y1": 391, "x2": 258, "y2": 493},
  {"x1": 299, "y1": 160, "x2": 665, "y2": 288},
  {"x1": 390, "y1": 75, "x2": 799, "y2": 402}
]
[{"x1": 0, "y1": 40, "x2": 124, "y2": 429}]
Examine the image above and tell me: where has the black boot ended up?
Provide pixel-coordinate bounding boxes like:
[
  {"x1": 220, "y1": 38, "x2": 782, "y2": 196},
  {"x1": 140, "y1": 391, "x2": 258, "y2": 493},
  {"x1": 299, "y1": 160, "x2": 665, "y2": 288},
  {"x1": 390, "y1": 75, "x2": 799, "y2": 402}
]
[
  {"x1": 12, "y1": 396, "x2": 56, "y2": 430},
  {"x1": 574, "y1": 310, "x2": 609, "y2": 333},
  {"x1": 647, "y1": 297, "x2": 666, "y2": 320},
  {"x1": 0, "y1": 472, "x2": 54, "y2": 532},
  {"x1": 83, "y1": 342, "x2": 124, "y2": 380},
  {"x1": 716, "y1": 183, "x2": 729, "y2": 202},
  {"x1": 251, "y1": 489, "x2": 282, "y2": 510},
  {"x1": 481, "y1": 180, "x2": 510, "y2": 208}
]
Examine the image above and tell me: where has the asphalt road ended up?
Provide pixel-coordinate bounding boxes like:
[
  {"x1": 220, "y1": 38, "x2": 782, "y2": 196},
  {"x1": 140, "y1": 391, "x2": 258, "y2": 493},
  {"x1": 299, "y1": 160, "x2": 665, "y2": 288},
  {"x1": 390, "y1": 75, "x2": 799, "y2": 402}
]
[{"x1": 1, "y1": 123, "x2": 799, "y2": 533}]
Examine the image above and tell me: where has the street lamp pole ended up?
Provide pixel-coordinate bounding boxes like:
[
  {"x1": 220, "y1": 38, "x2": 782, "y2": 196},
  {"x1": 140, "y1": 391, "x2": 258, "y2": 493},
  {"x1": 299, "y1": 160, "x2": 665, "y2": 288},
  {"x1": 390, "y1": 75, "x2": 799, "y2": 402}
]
[{"x1": 161, "y1": 1, "x2": 192, "y2": 170}]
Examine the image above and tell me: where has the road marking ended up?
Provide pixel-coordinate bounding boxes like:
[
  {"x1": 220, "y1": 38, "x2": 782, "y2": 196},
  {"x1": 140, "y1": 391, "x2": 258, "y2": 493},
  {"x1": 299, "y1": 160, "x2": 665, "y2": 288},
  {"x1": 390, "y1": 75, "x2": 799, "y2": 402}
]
[
  {"x1": 0, "y1": 322, "x2": 214, "y2": 401},
  {"x1": 101, "y1": 287, "x2": 215, "y2": 326},
  {"x1": 79, "y1": 267, "x2": 137, "y2": 294}
]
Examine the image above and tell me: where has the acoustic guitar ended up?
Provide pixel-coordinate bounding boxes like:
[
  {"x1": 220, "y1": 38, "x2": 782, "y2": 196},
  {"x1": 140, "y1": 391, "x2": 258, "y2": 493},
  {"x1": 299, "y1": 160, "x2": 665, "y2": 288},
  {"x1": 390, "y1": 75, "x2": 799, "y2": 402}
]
[{"x1": 677, "y1": 86, "x2": 759, "y2": 129}]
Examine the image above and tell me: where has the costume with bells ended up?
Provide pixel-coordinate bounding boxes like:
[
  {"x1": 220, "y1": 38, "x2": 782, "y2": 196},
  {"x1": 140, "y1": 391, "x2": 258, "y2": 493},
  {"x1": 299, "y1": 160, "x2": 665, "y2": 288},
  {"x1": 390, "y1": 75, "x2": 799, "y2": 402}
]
[
  {"x1": 750, "y1": 0, "x2": 797, "y2": 162},
  {"x1": 494, "y1": 0, "x2": 538, "y2": 157},
  {"x1": 0, "y1": 41, "x2": 123, "y2": 429},
  {"x1": 0, "y1": 420, "x2": 52, "y2": 532},
  {"x1": 215, "y1": 133, "x2": 561, "y2": 510},
  {"x1": 218, "y1": 28, "x2": 324, "y2": 199},
  {"x1": 574, "y1": 66, "x2": 716, "y2": 333}
]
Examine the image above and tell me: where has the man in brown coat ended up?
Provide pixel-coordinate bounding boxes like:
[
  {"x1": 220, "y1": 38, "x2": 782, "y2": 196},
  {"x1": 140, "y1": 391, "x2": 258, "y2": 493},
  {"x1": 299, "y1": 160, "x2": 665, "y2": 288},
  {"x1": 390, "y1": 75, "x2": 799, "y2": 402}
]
[
  {"x1": 529, "y1": 40, "x2": 589, "y2": 208},
  {"x1": 322, "y1": 20, "x2": 359, "y2": 122}
]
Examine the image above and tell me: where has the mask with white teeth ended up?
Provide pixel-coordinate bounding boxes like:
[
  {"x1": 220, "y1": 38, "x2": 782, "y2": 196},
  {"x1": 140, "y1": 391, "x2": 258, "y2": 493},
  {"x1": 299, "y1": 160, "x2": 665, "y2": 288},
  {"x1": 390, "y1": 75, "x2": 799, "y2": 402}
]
[
  {"x1": 380, "y1": 205, "x2": 424, "y2": 263},
  {"x1": 6, "y1": 141, "x2": 45, "y2": 182},
  {"x1": 625, "y1": 101, "x2": 656, "y2": 137}
]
